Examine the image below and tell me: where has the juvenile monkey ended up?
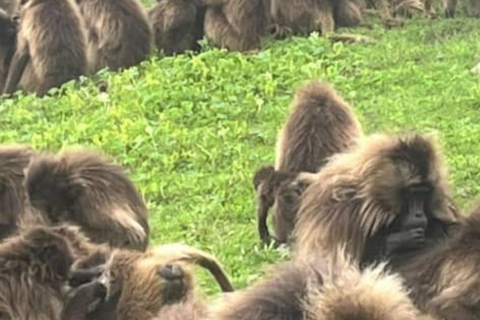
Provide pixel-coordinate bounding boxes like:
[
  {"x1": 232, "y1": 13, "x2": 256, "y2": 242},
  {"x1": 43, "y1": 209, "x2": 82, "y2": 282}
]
[
  {"x1": 203, "y1": 0, "x2": 269, "y2": 52},
  {"x1": 149, "y1": 0, "x2": 199, "y2": 55},
  {"x1": 2, "y1": 0, "x2": 88, "y2": 96},
  {"x1": 23, "y1": 149, "x2": 150, "y2": 251},
  {"x1": 293, "y1": 133, "x2": 461, "y2": 269},
  {"x1": 76, "y1": 0, "x2": 152, "y2": 73},
  {"x1": 254, "y1": 81, "x2": 363, "y2": 246}
]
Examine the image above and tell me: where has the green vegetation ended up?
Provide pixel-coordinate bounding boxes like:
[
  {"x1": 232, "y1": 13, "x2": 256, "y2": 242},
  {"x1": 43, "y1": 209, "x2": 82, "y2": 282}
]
[{"x1": 1, "y1": 15, "x2": 480, "y2": 296}]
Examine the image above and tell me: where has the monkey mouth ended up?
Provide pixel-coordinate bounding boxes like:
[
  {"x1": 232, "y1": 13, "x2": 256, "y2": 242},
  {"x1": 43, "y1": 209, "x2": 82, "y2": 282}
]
[{"x1": 162, "y1": 279, "x2": 186, "y2": 304}]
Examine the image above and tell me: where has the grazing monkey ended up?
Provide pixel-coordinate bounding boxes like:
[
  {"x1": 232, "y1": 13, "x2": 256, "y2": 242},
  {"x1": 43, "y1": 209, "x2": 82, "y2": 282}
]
[
  {"x1": 203, "y1": 0, "x2": 269, "y2": 52},
  {"x1": 149, "y1": 0, "x2": 199, "y2": 55},
  {"x1": 0, "y1": 7, "x2": 17, "y2": 92},
  {"x1": 2, "y1": 0, "x2": 88, "y2": 97},
  {"x1": 0, "y1": 144, "x2": 34, "y2": 240},
  {"x1": 293, "y1": 133, "x2": 461, "y2": 269},
  {"x1": 211, "y1": 249, "x2": 431, "y2": 320},
  {"x1": 76, "y1": 0, "x2": 152, "y2": 73},
  {"x1": 0, "y1": 226, "x2": 74, "y2": 320},
  {"x1": 254, "y1": 81, "x2": 363, "y2": 246},
  {"x1": 23, "y1": 149, "x2": 150, "y2": 251},
  {"x1": 394, "y1": 201, "x2": 480, "y2": 320}
]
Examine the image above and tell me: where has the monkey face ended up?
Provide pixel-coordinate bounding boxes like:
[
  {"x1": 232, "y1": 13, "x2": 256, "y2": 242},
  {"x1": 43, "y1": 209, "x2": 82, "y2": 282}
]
[{"x1": 272, "y1": 180, "x2": 303, "y2": 244}]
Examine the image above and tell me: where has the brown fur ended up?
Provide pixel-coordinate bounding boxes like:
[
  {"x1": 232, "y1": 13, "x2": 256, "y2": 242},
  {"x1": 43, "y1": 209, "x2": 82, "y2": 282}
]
[
  {"x1": 22, "y1": 149, "x2": 150, "y2": 251},
  {"x1": 0, "y1": 7, "x2": 16, "y2": 92},
  {"x1": 211, "y1": 249, "x2": 430, "y2": 320},
  {"x1": 76, "y1": 0, "x2": 152, "y2": 73},
  {"x1": 254, "y1": 81, "x2": 363, "y2": 245},
  {"x1": 43, "y1": 226, "x2": 233, "y2": 320},
  {"x1": 2, "y1": 0, "x2": 88, "y2": 97},
  {"x1": 422, "y1": 0, "x2": 457, "y2": 17},
  {"x1": 293, "y1": 133, "x2": 461, "y2": 265},
  {"x1": 97, "y1": 243, "x2": 234, "y2": 320},
  {"x1": 395, "y1": 202, "x2": 480, "y2": 320},
  {"x1": 149, "y1": 0, "x2": 200, "y2": 55},
  {"x1": 203, "y1": 0, "x2": 268, "y2": 52},
  {"x1": 0, "y1": 226, "x2": 74, "y2": 320},
  {"x1": 0, "y1": 144, "x2": 34, "y2": 240}
]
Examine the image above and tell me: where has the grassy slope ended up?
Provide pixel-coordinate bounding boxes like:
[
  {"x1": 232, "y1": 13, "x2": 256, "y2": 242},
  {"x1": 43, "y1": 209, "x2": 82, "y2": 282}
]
[{"x1": 0, "y1": 15, "x2": 480, "y2": 296}]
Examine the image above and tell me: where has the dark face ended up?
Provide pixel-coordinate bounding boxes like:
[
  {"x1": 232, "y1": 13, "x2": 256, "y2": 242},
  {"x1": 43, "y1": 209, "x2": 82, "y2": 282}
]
[
  {"x1": 392, "y1": 183, "x2": 432, "y2": 232},
  {"x1": 273, "y1": 180, "x2": 306, "y2": 244}
]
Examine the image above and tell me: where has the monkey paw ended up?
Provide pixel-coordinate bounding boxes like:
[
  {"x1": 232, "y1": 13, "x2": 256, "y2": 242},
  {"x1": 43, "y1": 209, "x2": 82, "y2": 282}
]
[
  {"x1": 328, "y1": 34, "x2": 375, "y2": 44},
  {"x1": 383, "y1": 18, "x2": 405, "y2": 29},
  {"x1": 270, "y1": 24, "x2": 293, "y2": 40}
]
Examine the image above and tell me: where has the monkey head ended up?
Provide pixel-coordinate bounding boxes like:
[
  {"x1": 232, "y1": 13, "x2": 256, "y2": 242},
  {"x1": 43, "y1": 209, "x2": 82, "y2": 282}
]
[
  {"x1": 24, "y1": 154, "x2": 75, "y2": 224},
  {"x1": 294, "y1": 133, "x2": 459, "y2": 262},
  {"x1": 0, "y1": 225, "x2": 74, "y2": 284},
  {"x1": 307, "y1": 258, "x2": 429, "y2": 320}
]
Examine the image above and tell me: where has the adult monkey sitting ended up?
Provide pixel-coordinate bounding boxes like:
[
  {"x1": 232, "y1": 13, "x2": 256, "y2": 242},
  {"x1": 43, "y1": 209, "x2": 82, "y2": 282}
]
[{"x1": 293, "y1": 133, "x2": 462, "y2": 269}]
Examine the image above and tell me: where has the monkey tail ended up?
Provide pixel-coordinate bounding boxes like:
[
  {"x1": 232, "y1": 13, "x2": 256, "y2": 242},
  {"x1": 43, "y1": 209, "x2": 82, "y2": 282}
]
[{"x1": 154, "y1": 244, "x2": 235, "y2": 292}]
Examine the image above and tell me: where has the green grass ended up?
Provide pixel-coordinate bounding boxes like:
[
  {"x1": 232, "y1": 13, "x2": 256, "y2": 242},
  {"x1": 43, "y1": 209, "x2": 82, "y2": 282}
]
[{"x1": 1, "y1": 15, "x2": 480, "y2": 297}]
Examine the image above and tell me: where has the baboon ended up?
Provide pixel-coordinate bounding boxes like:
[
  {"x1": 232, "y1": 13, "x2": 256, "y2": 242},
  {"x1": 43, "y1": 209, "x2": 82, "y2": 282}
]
[
  {"x1": 0, "y1": 226, "x2": 74, "y2": 320},
  {"x1": 76, "y1": 243, "x2": 234, "y2": 320},
  {"x1": 203, "y1": 0, "x2": 269, "y2": 52},
  {"x1": 149, "y1": 0, "x2": 199, "y2": 55},
  {"x1": 2, "y1": 0, "x2": 88, "y2": 97},
  {"x1": 394, "y1": 201, "x2": 480, "y2": 320},
  {"x1": 76, "y1": 0, "x2": 152, "y2": 73},
  {"x1": 293, "y1": 133, "x2": 462, "y2": 269},
  {"x1": 0, "y1": 7, "x2": 17, "y2": 92},
  {"x1": 0, "y1": 145, "x2": 34, "y2": 240},
  {"x1": 23, "y1": 149, "x2": 150, "y2": 251},
  {"x1": 47, "y1": 225, "x2": 234, "y2": 320},
  {"x1": 211, "y1": 249, "x2": 432, "y2": 320},
  {"x1": 254, "y1": 81, "x2": 363, "y2": 246}
]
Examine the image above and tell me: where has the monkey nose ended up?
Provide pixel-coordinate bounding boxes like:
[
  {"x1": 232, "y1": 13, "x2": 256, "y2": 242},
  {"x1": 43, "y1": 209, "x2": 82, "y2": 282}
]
[{"x1": 157, "y1": 264, "x2": 184, "y2": 280}]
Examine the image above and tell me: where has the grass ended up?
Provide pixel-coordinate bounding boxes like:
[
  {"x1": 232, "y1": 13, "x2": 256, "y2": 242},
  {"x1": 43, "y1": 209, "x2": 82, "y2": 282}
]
[{"x1": 1, "y1": 12, "x2": 480, "y2": 297}]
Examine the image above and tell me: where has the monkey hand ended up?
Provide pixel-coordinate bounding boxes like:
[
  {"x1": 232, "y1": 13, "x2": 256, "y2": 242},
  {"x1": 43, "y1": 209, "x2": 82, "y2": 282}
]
[
  {"x1": 383, "y1": 17, "x2": 405, "y2": 29},
  {"x1": 62, "y1": 281, "x2": 107, "y2": 320},
  {"x1": 68, "y1": 266, "x2": 105, "y2": 288},
  {"x1": 385, "y1": 227, "x2": 425, "y2": 255}
]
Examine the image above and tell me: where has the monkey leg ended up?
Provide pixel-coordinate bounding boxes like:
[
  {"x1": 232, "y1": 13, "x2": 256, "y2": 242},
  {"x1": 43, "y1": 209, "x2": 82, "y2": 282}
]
[
  {"x1": 423, "y1": 0, "x2": 437, "y2": 17},
  {"x1": 204, "y1": 7, "x2": 253, "y2": 52},
  {"x1": 443, "y1": 0, "x2": 457, "y2": 17},
  {"x1": 372, "y1": 0, "x2": 404, "y2": 28}
]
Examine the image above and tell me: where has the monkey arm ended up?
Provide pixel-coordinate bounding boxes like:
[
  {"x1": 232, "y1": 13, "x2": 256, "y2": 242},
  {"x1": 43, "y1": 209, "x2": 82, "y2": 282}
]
[
  {"x1": 256, "y1": 195, "x2": 273, "y2": 245},
  {"x1": 62, "y1": 281, "x2": 107, "y2": 320},
  {"x1": 69, "y1": 266, "x2": 104, "y2": 288},
  {"x1": 3, "y1": 40, "x2": 29, "y2": 95}
]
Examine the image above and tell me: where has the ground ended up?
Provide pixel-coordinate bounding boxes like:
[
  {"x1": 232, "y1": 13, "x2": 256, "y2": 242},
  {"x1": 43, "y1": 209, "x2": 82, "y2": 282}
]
[{"x1": 0, "y1": 12, "x2": 480, "y2": 297}]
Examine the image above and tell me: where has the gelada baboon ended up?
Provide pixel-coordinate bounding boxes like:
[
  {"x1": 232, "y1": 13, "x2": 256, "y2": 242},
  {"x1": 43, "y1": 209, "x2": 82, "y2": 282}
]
[
  {"x1": 0, "y1": 7, "x2": 17, "y2": 92},
  {"x1": 254, "y1": 81, "x2": 363, "y2": 246},
  {"x1": 0, "y1": 144, "x2": 34, "y2": 240},
  {"x1": 23, "y1": 149, "x2": 150, "y2": 251},
  {"x1": 76, "y1": 0, "x2": 152, "y2": 73},
  {"x1": 211, "y1": 249, "x2": 432, "y2": 320},
  {"x1": 294, "y1": 133, "x2": 461, "y2": 268},
  {"x1": 394, "y1": 201, "x2": 480, "y2": 320},
  {"x1": 2, "y1": 0, "x2": 88, "y2": 97},
  {"x1": 203, "y1": 0, "x2": 269, "y2": 52},
  {"x1": 49, "y1": 225, "x2": 233, "y2": 320},
  {"x1": 0, "y1": 226, "x2": 74, "y2": 320},
  {"x1": 149, "y1": 0, "x2": 205, "y2": 55},
  {"x1": 73, "y1": 243, "x2": 234, "y2": 320}
]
